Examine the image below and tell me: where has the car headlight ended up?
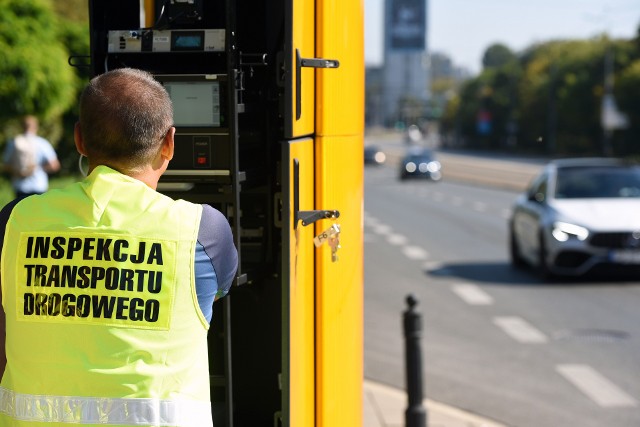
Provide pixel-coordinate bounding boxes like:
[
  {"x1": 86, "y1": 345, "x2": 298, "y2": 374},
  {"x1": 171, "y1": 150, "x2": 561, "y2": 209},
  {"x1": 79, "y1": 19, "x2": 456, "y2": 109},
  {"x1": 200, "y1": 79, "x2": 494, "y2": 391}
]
[
  {"x1": 405, "y1": 162, "x2": 417, "y2": 173},
  {"x1": 374, "y1": 152, "x2": 386, "y2": 163},
  {"x1": 427, "y1": 161, "x2": 441, "y2": 172},
  {"x1": 551, "y1": 222, "x2": 589, "y2": 242}
]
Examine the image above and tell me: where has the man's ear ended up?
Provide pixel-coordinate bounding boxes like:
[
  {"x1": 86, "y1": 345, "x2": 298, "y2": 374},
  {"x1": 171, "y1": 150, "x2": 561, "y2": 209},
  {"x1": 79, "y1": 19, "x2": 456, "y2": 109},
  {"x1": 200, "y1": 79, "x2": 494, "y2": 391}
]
[
  {"x1": 161, "y1": 127, "x2": 175, "y2": 161},
  {"x1": 74, "y1": 122, "x2": 86, "y2": 155}
]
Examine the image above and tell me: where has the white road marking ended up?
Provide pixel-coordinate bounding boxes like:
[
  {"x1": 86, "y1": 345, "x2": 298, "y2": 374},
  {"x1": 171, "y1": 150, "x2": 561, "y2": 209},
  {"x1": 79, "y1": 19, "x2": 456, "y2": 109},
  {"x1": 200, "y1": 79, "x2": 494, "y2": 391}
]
[
  {"x1": 501, "y1": 208, "x2": 511, "y2": 219},
  {"x1": 372, "y1": 224, "x2": 392, "y2": 235},
  {"x1": 451, "y1": 196, "x2": 464, "y2": 206},
  {"x1": 556, "y1": 364, "x2": 638, "y2": 408},
  {"x1": 422, "y1": 260, "x2": 444, "y2": 271},
  {"x1": 387, "y1": 233, "x2": 408, "y2": 245},
  {"x1": 452, "y1": 283, "x2": 494, "y2": 305},
  {"x1": 402, "y1": 245, "x2": 429, "y2": 260},
  {"x1": 493, "y1": 316, "x2": 548, "y2": 343},
  {"x1": 363, "y1": 216, "x2": 379, "y2": 227}
]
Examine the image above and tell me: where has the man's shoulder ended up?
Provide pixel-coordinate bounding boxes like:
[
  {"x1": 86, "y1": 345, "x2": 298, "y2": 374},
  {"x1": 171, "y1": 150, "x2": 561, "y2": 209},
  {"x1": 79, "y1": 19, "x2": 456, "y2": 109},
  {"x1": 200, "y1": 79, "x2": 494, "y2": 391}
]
[
  {"x1": 0, "y1": 198, "x2": 22, "y2": 248},
  {"x1": 200, "y1": 204, "x2": 231, "y2": 228},
  {"x1": 0, "y1": 199, "x2": 20, "y2": 220},
  {"x1": 33, "y1": 135, "x2": 54, "y2": 147},
  {"x1": 198, "y1": 204, "x2": 233, "y2": 240}
]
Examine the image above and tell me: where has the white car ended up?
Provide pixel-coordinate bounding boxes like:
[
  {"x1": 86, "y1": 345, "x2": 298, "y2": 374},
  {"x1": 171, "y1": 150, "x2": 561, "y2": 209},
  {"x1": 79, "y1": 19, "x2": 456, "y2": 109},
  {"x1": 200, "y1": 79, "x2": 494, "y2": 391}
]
[{"x1": 509, "y1": 158, "x2": 640, "y2": 279}]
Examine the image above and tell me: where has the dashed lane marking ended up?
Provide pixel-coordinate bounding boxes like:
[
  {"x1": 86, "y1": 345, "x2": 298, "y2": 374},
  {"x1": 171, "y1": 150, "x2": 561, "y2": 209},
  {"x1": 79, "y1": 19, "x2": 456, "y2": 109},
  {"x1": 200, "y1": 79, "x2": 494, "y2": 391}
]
[
  {"x1": 402, "y1": 245, "x2": 429, "y2": 260},
  {"x1": 493, "y1": 316, "x2": 548, "y2": 343},
  {"x1": 422, "y1": 260, "x2": 444, "y2": 271},
  {"x1": 556, "y1": 364, "x2": 638, "y2": 408},
  {"x1": 363, "y1": 217, "x2": 379, "y2": 227},
  {"x1": 372, "y1": 224, "x2": 392, "y2": 235},
  {"x1": 452, "y1": 283, "x2": 494, "y2": 305},
  {"x1": 387, "y1": 233, "x2": 409, "y2": 246}
]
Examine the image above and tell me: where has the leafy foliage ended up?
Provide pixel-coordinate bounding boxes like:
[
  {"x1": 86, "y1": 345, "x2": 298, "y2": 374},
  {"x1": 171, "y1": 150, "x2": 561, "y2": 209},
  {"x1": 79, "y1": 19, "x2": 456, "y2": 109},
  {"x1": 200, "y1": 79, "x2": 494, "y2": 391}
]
[
  {"x1": 0, "y1": 0, "x2": 77, "y2": 123},
  {"x1": 442, "y1": 31, "x2": 640, "y2": 157},
  {"x1": 0, "y1": 0, "x2": 90, "y2": 174},
  {"x1": 482, "y1": 43, "x2": 517, "y2": 69},
  {"x1": 51, "y1": 0, "x2": 88, "y2": 24}
]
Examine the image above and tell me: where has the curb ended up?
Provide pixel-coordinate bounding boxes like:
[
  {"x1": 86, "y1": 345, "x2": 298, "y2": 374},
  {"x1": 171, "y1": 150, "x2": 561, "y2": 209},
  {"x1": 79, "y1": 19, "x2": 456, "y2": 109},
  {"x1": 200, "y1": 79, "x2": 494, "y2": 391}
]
[{"x1": 364, "y1": 380, "x2": 509, "y2": 427}]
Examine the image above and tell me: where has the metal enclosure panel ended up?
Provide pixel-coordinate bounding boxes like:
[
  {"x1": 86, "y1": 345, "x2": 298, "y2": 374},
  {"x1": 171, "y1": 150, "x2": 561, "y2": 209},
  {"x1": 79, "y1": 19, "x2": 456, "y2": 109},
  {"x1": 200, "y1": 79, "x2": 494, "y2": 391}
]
[
  {"x1": 314, "y1": 134, "x2": 364, "y2": 427},
  {"x1": 282, "y1": 138, "x2": 316, "y2": 426},
  {"x1": 316, "y1": 0, "x2": 365, "y2": 137},
  {"x1": 284, "y1": 0, "x2": 316, "y2": 138},
  {"x1": 315, "y1": 0, "x2": 365, "y2": 426}
]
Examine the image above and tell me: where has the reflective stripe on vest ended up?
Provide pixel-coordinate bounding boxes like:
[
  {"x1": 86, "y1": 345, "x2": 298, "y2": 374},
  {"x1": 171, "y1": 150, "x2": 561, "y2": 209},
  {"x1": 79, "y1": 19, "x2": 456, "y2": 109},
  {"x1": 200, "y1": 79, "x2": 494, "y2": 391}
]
[{"x1": 0, "y1": 387, "x2": 213, "y2": 427}]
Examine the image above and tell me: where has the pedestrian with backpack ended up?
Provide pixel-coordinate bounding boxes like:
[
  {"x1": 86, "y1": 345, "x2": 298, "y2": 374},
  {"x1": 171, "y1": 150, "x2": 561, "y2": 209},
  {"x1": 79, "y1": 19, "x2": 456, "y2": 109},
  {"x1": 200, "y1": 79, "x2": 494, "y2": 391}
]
[{"x1": 2, "y1": 115, "x2": 60, "y2": 201}]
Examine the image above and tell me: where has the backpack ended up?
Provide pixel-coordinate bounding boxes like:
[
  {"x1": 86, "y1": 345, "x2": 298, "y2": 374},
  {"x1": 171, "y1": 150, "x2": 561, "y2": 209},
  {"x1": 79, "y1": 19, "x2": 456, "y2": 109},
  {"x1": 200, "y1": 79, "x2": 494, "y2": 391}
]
[{"x1": 9, "y1": 134, "x2": 37, "y2": 178}]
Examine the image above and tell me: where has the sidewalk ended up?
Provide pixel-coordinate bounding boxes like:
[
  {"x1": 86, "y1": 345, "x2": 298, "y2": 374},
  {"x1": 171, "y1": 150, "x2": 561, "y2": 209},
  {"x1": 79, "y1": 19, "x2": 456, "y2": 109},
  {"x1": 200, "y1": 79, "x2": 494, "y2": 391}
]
[{"x1": 363, "y1": 380, "x2": 508, "y2": 427}]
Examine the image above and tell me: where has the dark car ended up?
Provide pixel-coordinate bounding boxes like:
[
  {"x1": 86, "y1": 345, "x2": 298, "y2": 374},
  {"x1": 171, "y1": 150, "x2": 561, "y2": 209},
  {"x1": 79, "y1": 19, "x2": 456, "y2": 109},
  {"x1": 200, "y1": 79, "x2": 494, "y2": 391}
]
[
  {"x1": 399, "y1": 147, "x2": 442, "y2": 181},
  {"x1": 509, "y1": 157, "x2": 640, "y2": 279},
  {"x1": 364, "y1": 145, "x2": 386, "y2": 165}
]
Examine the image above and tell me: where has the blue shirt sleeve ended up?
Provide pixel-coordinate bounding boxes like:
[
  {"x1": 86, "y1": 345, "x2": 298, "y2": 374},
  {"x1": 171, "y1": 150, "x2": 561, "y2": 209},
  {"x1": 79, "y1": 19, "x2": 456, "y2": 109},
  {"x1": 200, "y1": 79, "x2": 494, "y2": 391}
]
[{"x1": 194, "y1": 204, "x2": 238, "y2": 323}]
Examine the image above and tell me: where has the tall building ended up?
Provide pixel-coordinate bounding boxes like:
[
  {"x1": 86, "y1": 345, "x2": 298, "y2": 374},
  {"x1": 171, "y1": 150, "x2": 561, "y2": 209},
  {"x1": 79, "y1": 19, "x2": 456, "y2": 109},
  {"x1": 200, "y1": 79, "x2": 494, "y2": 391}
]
[{"x1": 382, "y1": 0, "x2": 429, "y2": 127}]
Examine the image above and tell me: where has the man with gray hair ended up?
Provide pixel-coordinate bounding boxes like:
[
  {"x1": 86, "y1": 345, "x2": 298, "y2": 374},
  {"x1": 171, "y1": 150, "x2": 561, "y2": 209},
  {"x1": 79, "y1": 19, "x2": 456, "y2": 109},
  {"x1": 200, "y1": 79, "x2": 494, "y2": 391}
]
[{"x1": 0, "y1": 68, "x2": 237, "y2": 426}]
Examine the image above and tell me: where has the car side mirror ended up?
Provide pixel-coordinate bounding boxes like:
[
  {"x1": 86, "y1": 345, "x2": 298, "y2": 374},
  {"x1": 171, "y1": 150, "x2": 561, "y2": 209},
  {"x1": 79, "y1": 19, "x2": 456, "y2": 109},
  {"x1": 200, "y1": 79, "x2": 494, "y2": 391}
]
[{"x1": 528, "y1": 192, "x2": 544, "y2": 203}]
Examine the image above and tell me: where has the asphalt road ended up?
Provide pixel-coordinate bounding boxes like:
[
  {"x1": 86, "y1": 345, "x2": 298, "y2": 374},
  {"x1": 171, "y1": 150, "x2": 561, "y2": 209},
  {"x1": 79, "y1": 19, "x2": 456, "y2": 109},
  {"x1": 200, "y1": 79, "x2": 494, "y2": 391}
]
[
  {"x1": 368, "y1": 133, "x2": 545, "y2": 192},
  {"x1": 363, "y1": 143, "x2": 640, "y2": 427}
]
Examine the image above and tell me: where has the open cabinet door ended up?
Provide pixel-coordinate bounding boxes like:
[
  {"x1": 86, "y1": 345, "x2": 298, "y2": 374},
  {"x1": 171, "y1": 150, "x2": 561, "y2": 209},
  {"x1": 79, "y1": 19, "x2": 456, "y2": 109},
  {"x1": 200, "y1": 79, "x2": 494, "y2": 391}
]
[
  {"x1": 282, "y1": 3, "x2": 318, "y2": 426},
  {"x1": 282, "y1": 138, "x2": 316, "y2": 427},
  {"x1": 284, "y1": 0, "x2": 315, "y2": 139}
]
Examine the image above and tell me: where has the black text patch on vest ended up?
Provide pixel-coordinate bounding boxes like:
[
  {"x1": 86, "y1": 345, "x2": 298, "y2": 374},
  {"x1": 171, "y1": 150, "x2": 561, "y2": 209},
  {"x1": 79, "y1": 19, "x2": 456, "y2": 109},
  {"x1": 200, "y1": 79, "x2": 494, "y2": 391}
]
[{"x1": 16, "y1": 232, "x2": 177, "y2": 330}]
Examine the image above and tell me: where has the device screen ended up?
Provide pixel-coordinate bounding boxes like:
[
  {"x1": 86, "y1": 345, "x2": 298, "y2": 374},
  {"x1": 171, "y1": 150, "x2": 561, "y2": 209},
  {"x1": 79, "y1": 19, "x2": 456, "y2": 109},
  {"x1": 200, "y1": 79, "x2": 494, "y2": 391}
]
[
  {"x1": 173, "y1": 33, "x2": 203, "y2": 50},
  {"x1": 164, "y1": 81, "x2": 221, "y2": 127}
]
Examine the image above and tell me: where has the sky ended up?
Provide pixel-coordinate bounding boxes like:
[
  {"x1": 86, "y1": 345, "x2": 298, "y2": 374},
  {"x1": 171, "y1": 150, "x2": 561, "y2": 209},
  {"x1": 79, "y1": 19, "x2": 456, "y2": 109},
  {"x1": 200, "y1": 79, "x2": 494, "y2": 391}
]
[{"x1": 365, "y1": 0, "x2": 640, "y2": 74}]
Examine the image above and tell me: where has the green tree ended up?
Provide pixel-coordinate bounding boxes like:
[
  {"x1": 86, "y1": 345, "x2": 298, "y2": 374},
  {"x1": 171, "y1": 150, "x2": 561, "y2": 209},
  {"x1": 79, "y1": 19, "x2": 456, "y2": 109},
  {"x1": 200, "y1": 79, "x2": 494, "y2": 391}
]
[
  {"x1": 449, "y1": 78, "x2": 485, "y2": 145},
  {"x1": 443, "y1": 33, "x2": 640, "y2": 157},
  {"x1": 615, "y1": 59, "x2": 640, "y2": 155},
  {"x1": 440, "y1": 59, "x2": 521, "y2": 150},
  {"x1": 482, "y1": 43, "x2": 516, "y2": 69},
  {"x1": 0, "y1": 0, "x2": 90, "y2": 174},
  {"x1": 0, "y1": 0, "x2": 77, "y2": 124},
  {"x1": 52, "y1": 0, "x2": 88, "y2": 24},
  {"x1": 518, "y1": 40, "x2": 605, "y2": 154},
  {"x1": 518, "y1": 38, "x2": 637, "y2": 156}
]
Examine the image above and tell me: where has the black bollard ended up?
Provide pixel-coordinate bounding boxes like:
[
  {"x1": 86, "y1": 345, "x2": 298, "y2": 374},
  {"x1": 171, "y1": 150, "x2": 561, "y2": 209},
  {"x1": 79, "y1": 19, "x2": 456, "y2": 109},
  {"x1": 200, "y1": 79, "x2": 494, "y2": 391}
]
[{"x1": 404, "y1": 294, "x2": 427, "y2": 427}]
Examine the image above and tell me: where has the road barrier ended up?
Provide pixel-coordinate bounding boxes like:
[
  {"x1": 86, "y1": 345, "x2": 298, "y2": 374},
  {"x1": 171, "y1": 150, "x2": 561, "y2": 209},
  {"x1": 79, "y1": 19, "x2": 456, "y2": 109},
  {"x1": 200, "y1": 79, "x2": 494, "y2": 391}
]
[{"x1": 403, "y1": 294, "x2": 427, "y2": 427}]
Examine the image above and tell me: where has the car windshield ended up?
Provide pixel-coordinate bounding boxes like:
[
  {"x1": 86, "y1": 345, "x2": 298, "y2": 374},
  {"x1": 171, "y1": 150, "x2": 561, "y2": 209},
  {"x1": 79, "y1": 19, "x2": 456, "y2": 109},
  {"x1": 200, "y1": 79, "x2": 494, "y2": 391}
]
[
  {"x1": 554, "y1": 165, "x2": 640, "y2": 199},
  {"x1": 405, "y1": 149, "x2": 434, "y2": 162}
]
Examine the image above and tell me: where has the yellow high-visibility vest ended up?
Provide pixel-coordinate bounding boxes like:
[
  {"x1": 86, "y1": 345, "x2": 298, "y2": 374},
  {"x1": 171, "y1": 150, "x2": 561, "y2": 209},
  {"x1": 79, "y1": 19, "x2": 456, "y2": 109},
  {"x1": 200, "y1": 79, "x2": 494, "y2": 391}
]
[{"x1": 0, "y1": 166, "x2": 212, "y2": 427}]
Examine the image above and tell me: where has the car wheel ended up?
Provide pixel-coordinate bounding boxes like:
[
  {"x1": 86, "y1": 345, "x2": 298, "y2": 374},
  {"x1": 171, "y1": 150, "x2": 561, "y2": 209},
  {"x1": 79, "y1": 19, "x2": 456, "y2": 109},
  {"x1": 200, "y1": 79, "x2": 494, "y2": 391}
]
[
  {"x1": 538, "y1": 232, "x2": 553, "y2": 281},
  {"x1": 509, "y1": 226, "x2": 526, "y2": 269}
]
